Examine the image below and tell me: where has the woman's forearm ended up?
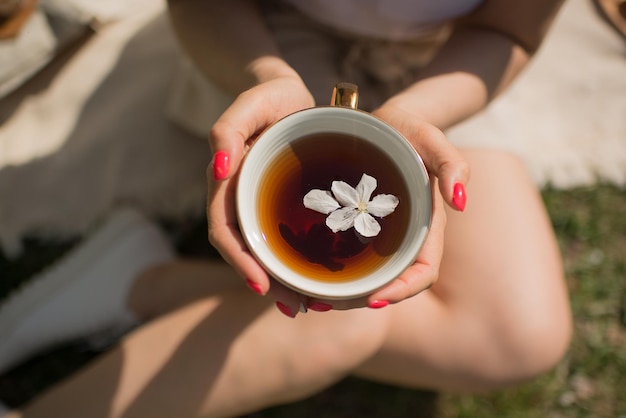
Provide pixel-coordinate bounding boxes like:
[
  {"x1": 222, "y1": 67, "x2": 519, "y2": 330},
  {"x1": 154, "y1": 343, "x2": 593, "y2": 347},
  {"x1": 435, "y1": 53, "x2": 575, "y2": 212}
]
[
  {"x1": 167, "y1": 0, "x2": 300, "y2": 95},
  {"x1": 384, "y1": 27, "x2": 529, "y2": 130},
  {"x1": 384, "y1": 0, "x2": 565, "y2": 131}
]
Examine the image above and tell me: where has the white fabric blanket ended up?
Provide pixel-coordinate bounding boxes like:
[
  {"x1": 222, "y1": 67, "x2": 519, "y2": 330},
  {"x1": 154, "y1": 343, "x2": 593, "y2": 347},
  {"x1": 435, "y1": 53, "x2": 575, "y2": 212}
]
[{"x1": 0, "y1": 0, "x2": 625, "y2": 257}]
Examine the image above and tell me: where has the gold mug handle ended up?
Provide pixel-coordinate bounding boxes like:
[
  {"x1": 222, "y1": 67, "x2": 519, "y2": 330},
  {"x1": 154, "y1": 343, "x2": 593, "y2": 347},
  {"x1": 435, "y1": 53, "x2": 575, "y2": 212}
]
[{"x1": 331, "y1": 82, "x2": 359, "y2": 110}]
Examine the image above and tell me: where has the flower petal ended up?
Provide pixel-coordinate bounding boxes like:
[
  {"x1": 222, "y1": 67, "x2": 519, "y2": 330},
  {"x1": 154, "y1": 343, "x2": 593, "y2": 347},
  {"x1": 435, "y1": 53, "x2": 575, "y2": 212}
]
[
  {"x1": 326, "y1": 207, "x2": 358, "y2": 232},
  {"x1": 355, "y1": 173, "x2": 377, "y2": 203},
  {"x1": 354, "y1": 213, "x2": 381, "y2": 237},
  {"x1": 331, "y1": 180, "x2": 359, "y2": 208},
  {"x1": 367, "y1": 194, "x2": 399, "y2": 217},
  {"x1": 303, "y1": 189, "x2": 340, "y2": 214}
]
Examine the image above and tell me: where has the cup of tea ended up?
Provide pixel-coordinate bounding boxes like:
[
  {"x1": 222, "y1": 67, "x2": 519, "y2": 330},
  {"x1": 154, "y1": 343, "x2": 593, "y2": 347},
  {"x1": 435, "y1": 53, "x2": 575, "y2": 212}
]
[{"x1": 236, "y1": 82, "x2": 432, "y2": 300}]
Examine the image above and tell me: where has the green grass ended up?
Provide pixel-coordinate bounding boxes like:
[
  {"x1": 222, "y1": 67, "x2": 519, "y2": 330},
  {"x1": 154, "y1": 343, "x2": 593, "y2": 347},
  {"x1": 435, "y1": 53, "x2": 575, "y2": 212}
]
[{"x1": 1, "y1": 184, "x2": 625, "y2": 417}]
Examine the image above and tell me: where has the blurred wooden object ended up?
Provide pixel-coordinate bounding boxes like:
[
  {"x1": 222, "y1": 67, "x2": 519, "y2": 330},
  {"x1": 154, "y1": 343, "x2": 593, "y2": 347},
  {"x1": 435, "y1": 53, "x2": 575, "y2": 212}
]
[
  {"x1": 0, "y1": 0, "x2": 37, "y2": 39},
  {"x1": 592, "y1": 0, "x2": 626, "y2": 39}
]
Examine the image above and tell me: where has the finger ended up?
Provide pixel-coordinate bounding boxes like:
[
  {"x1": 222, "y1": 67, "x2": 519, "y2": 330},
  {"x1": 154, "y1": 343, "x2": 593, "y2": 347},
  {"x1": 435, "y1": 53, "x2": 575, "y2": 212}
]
[
  {"x1": 207, "y1": 170, "x2": 271, "y2": 292},
  {"x1": 266, "y1": 280, "x2": 310, "y2": 319},
  {"x1": 368, "y1": 180, "x2": 446, "y2": 303},
  {"x1": 405, "y1": 123, "x2": 470, "y2": 212},
  {"x1": 206, "y1": 92, "x2": 280, "y2": 289},
  {"x1": 414, "y1": 125, "x2": 469, "y2": 212},
  {"x1": 208, "y1": 91, "x2": 271, "y2": 181},
  {"x1": 208, "y1": 178, "x2": 306, "y2": 314},
  {"x1": 372, "y1": 107, "x2": 470, "y2": 211}
]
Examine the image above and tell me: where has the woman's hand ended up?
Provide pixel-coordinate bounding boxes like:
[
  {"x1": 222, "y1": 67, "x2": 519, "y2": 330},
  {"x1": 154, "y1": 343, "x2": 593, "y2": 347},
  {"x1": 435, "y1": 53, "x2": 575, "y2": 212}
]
[
  {"x1": 208, "y1": 80, "x2": 469, "y2": 316},
  {"x1": 307, "y1": 103, "x2": 470, "y2": 311},
  {"x1": 207, "y1": 75, "x2": 316, "y2": 316}
]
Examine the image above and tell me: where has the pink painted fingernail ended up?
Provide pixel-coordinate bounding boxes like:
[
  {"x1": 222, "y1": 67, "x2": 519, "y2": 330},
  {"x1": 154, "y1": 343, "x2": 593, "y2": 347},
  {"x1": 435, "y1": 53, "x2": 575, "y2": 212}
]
[
  {"x1": 368, "y1": 300, "x2": 389, "y2": 309},
  {"x1": 212, "y1": 150, "x2": 230, "y2": 180},
  {"x1": 275, "y1": 301, "x2": 296, "y2": 318},
  {"x1": 452, "y1": 182, "x2": 467, "y2": 212},
  {"x1": 308, "y1": 302, "x2": 333, "y2": 312},
  {"x1": 245, "y1": 279, "x2": 263, "y2": 295}
]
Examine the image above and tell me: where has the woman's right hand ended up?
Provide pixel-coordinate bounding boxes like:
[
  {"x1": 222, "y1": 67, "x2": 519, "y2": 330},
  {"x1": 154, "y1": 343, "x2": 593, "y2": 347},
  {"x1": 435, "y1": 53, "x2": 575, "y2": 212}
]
[{"x1": 206, "y1": 73, "x2": 316, "y2": 312}]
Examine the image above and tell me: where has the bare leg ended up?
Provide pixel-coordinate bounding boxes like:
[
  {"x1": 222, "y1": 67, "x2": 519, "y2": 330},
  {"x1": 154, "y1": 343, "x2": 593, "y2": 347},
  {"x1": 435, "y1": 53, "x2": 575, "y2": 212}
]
[
  {"x1": 127, "y1": 259, "x2": 243, "y2": 319},
  {"x1": 9, "y1": 288, "x2": 389, "y2": 418},
  {"x1": 356, "y1": 150, "x2": 572, "y2": 391},
  {"x1": 6, "y1": 150, "x2": 571, "y2": 417}
]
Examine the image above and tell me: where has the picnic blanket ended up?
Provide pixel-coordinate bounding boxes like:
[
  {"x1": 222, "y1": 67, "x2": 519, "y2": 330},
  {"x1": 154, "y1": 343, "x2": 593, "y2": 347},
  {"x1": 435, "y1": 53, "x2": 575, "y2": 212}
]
[{"x1": 0, "y1": 0, "x2": 624, "y2": 257}]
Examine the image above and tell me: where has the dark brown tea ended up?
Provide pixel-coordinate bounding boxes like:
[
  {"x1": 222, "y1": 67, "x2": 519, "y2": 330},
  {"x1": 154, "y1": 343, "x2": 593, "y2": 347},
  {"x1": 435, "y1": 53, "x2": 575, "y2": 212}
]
[{"x1": 257, "y1": 132, "x2": 411, "y2": 283}]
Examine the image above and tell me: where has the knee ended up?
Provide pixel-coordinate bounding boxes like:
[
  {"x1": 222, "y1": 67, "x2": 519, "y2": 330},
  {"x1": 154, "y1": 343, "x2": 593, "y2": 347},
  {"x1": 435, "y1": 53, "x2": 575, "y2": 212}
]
[
  {"x1": 503, "y1": 310, "x2": 571, "y2": 381},
  {"x1": 480, "y1": 295, "x2": 573, "y2": 387}
]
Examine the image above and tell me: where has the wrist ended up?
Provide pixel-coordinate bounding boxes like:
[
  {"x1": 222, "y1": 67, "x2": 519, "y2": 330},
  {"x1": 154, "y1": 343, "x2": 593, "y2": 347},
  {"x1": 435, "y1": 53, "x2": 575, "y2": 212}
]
[
  {"x1": 383, "y1": 87, "x2": 477, "y2": 132},
  {"x1": 379, "y1": 94, "x2": 444, "y2": 129},
  {"x1": 246, "y1": 56, "x2": 302, "y2": 85}
]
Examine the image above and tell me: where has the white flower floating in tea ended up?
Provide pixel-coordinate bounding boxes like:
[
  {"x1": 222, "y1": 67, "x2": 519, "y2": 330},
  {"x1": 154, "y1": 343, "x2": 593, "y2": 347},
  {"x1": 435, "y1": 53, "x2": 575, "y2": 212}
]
[{"x1": 303, "y1": 173, "x2": 399, "y2": 238}]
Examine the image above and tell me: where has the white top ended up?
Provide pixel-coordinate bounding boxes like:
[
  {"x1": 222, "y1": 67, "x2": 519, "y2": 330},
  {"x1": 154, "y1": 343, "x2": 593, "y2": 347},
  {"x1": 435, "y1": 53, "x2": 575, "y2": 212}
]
[{"x1": 282, "y1": 0, "x2": 484, "y2": 40}]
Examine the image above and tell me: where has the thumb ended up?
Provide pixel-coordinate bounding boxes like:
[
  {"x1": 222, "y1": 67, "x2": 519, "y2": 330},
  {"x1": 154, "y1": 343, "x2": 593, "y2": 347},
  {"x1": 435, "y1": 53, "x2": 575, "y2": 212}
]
[
  {"x1": 408, "y1": 123, "x2": 470, "y2": 212},
  {"x1": 208, "y1": 90, "x2": 272, "y2": 181}
]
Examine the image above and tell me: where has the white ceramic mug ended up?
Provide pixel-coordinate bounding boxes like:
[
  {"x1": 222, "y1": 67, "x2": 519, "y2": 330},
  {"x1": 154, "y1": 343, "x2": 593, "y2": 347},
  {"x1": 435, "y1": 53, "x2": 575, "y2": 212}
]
[{"x1": 236, "y1": 83, "x2": 432, "y2": 300}]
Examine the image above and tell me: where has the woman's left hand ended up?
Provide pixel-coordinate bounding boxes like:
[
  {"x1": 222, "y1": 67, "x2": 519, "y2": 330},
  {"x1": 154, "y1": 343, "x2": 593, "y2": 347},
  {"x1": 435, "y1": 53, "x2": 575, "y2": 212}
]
[{"x1": 306, "y1": 104, "x2": 470, "y2": 311}]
